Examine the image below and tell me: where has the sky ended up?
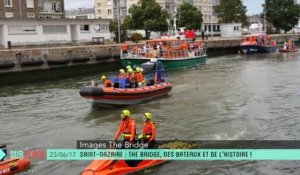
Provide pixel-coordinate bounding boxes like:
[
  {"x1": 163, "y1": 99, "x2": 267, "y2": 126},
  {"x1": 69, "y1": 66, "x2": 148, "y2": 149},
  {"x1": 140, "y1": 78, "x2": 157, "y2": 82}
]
[{"x1": 64, "y1": 0, "x2": 264, "y2": 15}]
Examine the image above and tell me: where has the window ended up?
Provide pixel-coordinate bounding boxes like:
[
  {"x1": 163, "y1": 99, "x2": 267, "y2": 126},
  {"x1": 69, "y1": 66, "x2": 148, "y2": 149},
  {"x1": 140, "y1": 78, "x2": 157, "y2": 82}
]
[
  {"x1": 8, "y1": 26, "x2": 37, "y2": 34},
  {"x1": 95, "y1": 24, "x2": 109, "y2": 32},
  {"x1": 5, "y1": 12, "x2": 13, "y2": 18},
  {"x1": 97, "y1": 3, "x2": 101, "y2": 6},
  {"x1": 98, "y1": 9, "x2": 101, "y2": 13},
  {"x1": 43, "y1": 25, "x2": 67, "y2": 34},
  {"x1": 108, "y1": 9, "x2": 112, "y2": 14},
  {"x1": 27, "y1": 13, "x2": 35, "y2": 18},
  {"x1": 234, "y1": 26, "x2": 239, "y2": 31},
  {"x1": 26, "y1": 0, "x2": 34, "y2": 8},
  {"x1": 80, "y1": 25, "x2": 90, "y2": 32},
  {"x1": 4, "y1": 0, "x2": 12, "y2": 7},
  {"x1": 107, "y1": 0, "x2": 112, "y2": 6}
]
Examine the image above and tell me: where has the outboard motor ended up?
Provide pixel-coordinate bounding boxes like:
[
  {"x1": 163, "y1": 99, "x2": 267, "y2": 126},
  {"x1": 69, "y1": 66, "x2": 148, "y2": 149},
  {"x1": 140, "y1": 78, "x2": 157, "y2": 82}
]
[{"x1": 0, "y1": 144, "x2": 7, "y2": 161}]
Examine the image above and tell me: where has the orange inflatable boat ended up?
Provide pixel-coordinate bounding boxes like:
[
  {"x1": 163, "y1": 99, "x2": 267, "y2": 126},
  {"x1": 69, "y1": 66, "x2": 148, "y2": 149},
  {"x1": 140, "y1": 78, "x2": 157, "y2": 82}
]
[
  {"x1": 80, "y1": 140, "x2": 197, "y2": 175},
  {"x1": 80, "y1": 82, "x2": 172, "y2": 106},
  {"x1": 0, "y1": 158, "x2": 30, "y2": 175}
]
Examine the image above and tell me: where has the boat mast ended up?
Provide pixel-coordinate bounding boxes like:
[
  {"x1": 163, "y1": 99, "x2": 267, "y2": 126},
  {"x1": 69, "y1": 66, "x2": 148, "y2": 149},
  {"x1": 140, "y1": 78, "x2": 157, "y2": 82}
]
[
  {"x1": 263, "y1": 3, "x2": 267, "y2": 34},
  {"x1": 172, "y1": 0, "x2": 177, "y2": 36}
]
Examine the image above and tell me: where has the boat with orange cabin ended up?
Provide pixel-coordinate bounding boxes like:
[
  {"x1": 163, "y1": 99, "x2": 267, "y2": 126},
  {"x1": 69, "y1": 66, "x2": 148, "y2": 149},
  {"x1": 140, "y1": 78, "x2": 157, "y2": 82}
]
[
  {"x1": 121, "y1": 38, "x2": 207, "y2": 70},
  {"x1": 240, "y1": 33, "x2": 277, "y2": 54}
]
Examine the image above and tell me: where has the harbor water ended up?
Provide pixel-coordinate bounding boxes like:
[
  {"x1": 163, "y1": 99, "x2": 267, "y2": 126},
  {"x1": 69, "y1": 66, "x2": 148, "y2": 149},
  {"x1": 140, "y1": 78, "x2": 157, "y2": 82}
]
[{"x1": 1, "y1": 52, "x2": 300, "y2": 175}]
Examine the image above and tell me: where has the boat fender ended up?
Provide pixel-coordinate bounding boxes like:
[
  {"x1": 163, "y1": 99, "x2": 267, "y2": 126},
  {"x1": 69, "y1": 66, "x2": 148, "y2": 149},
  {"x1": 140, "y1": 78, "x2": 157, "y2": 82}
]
[{"x1": 79, "y1": 87, "x2": 104, "y2": 96}]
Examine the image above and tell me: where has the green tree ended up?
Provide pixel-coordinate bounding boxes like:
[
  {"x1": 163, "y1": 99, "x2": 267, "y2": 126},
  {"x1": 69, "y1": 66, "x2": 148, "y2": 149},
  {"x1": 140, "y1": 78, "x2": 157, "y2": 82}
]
[
  {"x1": 109, "y1": 19, "x2": 127, "y2": 43},
  {"x1": 265, "y1": 0, "x2": 300, "y2": 33},
  {"x1": 215, "y1": 0, "x2": 248, "y2": 26},
  {"x1": 176, "y1": 2, "x2": 203, "y2": 30},
  {"x1": 123, "y1": 0, "x2": 168, "y2": 38}
]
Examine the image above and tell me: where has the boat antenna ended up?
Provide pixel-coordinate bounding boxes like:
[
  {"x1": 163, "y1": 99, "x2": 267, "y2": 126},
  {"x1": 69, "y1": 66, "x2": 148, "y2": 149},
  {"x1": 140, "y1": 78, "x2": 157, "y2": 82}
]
[
  {"x1": 172, "y1": 2, "x2": 177, "y2": 35},
  {"x1": 263, "y1": 3, "x2": 267, "y2": 34}
]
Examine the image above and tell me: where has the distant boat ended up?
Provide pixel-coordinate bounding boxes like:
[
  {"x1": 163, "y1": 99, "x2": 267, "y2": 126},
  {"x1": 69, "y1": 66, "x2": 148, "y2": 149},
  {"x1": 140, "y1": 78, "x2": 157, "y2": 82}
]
[
  {"x1": 279, "y1": 48, "x2": 298, "y2": 53},
  {"x1": 240, "y1": 33, "x2": 277, "y2": 54}
]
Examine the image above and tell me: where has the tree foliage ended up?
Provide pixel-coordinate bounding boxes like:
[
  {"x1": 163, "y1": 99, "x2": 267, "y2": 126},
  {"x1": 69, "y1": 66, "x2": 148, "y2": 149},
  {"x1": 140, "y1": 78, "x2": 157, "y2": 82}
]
[
  {"x1": 123, "y1": 0, "x2": 168, "y2": 33},
  {"x1": 215, "y1": 0, "x2": 248, "y2": 26},
  {"x1": 265, "y1": 0, "x2": 300, "y2": 33},
  {"x1": 176, "y1": 2, "x2": 203, "y2": 30}
]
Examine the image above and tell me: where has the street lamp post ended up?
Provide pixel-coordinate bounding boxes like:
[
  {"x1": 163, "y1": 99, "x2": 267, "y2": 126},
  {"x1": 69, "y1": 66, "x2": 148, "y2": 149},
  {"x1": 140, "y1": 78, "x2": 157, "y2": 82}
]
[
  {"x1": 210, "y1": 0, "x2": 213, "y2": 37},
  {"x1": 117, "y1": 0, "x2": 121, "y2": 43}
]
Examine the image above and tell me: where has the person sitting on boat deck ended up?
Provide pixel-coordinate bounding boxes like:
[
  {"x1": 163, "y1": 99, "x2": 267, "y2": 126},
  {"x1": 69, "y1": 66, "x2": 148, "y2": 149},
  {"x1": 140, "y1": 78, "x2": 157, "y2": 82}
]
[
  {"x1": 127, "y1": 68, "x2": 136, "y2": 88},
  {"x1": 121, "y1": 43, "x2": 128, "y2": 56},
  {"x1": 119, "y1": 69, "x2": 127, "y2": 79},
  {"x1": 114, "y1": 110, "x2": 136, "y2": 145},
  {"x1": 134, "y1": 67, "x2": 144, "y2": 87},
  {"x1": 138, "y1": 112, "x2": 157, "y2": 149},
  {"x1": 101, "y1": 75, "x2": 113, "y2": 88}
]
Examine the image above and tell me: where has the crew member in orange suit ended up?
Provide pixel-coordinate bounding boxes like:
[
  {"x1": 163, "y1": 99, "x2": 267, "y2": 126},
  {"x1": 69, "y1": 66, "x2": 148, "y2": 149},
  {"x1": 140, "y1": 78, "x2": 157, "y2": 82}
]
[
  {"x1": 114, "y1": 110, "x2": 136, "y2": 144},
  {"x1": 119, "y1": 69, "x2": 127, "y2": 78},
  {"x1": 121, "y1": 43, "x2": 128, "y2": 56},
  {"x1": 138, "y1": 112, "x2": 157, "y2": 149},
  {"x1": 100, "y1": 75, "x2": 112, "y2": 87},
  {"x1": 134, "y1": 67, "x2": 144, "y2": 87}
]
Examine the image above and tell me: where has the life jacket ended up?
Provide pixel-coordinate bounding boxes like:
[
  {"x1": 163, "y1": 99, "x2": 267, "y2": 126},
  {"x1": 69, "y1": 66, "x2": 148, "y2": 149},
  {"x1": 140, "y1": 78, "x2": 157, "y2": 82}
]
[
  {"x1": 132, "y1": 46, "x2": 138, "y2": 54},
  {"x1": 119, "y1": 73, "x2": 127, "y2": 79},
  {"x1": 127, "y1": 73, "x2": 135, "y2": 82},
  {"x1": 114, "y1": 118, "x2": 136, "y2": 141},
  {"x1": 103, "y1": 79, "x2": 112, "y2": 87},
  {"x1": 181, "y1": 42, "x2": 189, "y2": 50},
  {"x1": 121, "y1": 44, "x2": 128, "y2": 51},
  {"x1": 135, "y1": 72, "x2": 144, "y2": 83},
  {"x1": 142, "y1": 121, "x2": 156, "y2": 141}
]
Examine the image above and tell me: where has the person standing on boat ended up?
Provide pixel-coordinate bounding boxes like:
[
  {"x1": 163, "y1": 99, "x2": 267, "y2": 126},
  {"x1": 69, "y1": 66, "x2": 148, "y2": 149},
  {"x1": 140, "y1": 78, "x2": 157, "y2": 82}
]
[
  {"x1": 138, "y1": 112, "x2": 157, "y2": 149},
  {"x1": 119, "y1": 69, "x2": 127, "y2": 79},
  {"x1": 121, "y1": 43, "x2": 128, "y2": 56},
  {"x1": 114, "y1": 110, "x2": 136, "y2": 145},
  {"x1": 127, "y1": 68, "x2": 136, "y2": 88},
  {"x1": 134, "y1": 67, "x2": 144, "y2": 87},
  {"x1": 101, "y1": 75, "x2": 112, "y2": 88}
]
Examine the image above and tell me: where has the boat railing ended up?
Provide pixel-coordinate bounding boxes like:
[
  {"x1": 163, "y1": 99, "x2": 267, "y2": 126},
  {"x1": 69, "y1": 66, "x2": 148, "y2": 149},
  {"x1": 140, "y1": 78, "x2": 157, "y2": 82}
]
[{"x1": 126, "y1": 47, "x2": 206, "y2": 59}]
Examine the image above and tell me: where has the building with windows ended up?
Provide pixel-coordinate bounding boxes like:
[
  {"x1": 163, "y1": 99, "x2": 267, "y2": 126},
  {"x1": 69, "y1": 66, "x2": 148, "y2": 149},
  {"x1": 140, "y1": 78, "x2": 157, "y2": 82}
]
[
  {"x1": 0, "y1": 18, "x2": 110, "y2": 48},
  {"x1": 0, "y1": 0, "x2": 65, "y2": 19},
  {"x1": 0, "y1": 0, "x2": 110, "y2": 48},
  {"x1": 94, "y1": 0, "x2": 219, "y2": 32},
  {"x1": 65, "y1": 8, "x2": 95, "y2": 19}
]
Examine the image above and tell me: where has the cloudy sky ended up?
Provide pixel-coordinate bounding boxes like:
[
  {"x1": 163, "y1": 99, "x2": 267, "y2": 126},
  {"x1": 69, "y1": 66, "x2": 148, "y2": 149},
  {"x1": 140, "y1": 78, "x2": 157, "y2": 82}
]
[{"x1": 64, "y1": 0, "x2": 264, "y2": 15}]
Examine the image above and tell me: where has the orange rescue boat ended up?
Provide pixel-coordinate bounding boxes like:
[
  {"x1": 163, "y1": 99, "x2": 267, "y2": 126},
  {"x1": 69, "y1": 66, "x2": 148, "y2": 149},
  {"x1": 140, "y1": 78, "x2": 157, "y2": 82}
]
[
  {"x1": 0, "y1": 158, "x2": 30, "y2": 175},
  {"x1": 80, "y1": 140, "x2": 197, "y2": 175},
  {"x1": 79, "y1": 81, "x2": 172, "y2": 106}
]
